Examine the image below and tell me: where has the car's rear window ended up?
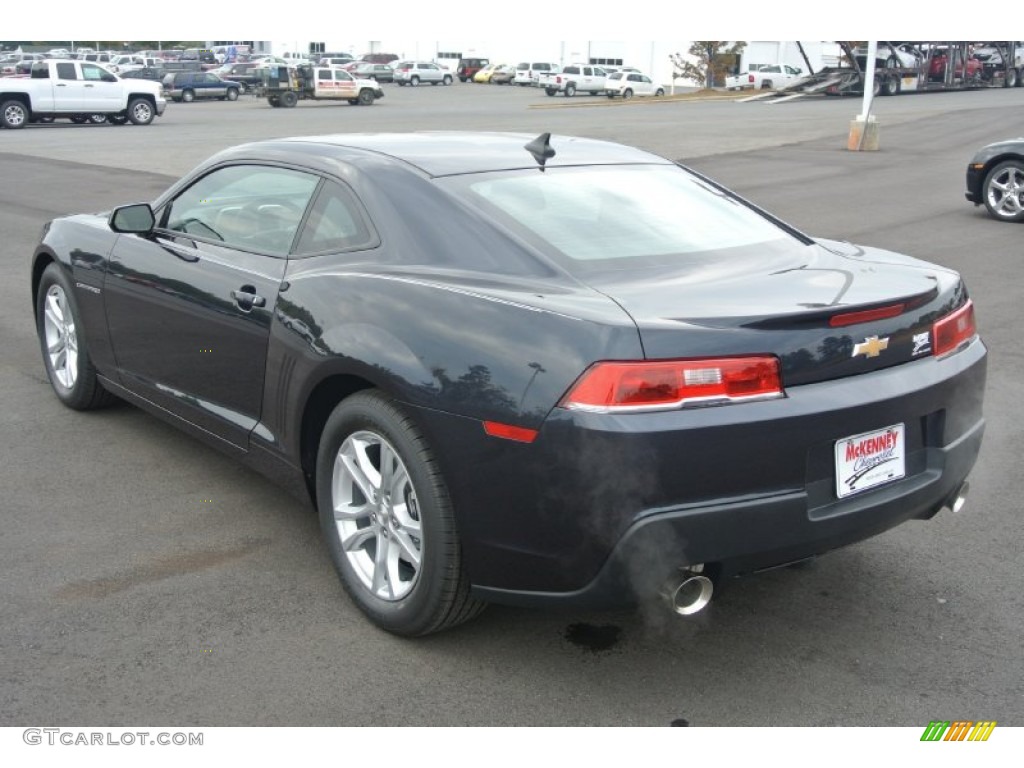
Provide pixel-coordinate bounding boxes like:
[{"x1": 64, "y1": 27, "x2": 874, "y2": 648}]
[{"x1": 442, "y1": 165, "x2": 798, "y2": 271}]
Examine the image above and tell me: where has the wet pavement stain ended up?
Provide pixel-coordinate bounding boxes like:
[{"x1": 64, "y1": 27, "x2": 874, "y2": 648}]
[
  {"x1": 55, "y1": 538, "x2": 271, "y2": 599},
  {"x1": 564, "y1": 623, "x2": 622, "y2": 652}
]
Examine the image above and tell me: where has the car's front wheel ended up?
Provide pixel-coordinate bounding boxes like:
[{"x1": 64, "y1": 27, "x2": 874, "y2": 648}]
[
  {"x1": 226, "y1": 88, "x2": 239, "y2": 101},
  {"x1": 36, "y1": 263, "x2": 115, "y2": 410},
  {"x1": 316, "y1": 391, "x2": 485, "y2": 636},
  {"x1": 127, "y1": 98, "x2": 154, "y2": 125},
  {"x1": 982, "y1": 160, "x2": 1024, "y2": 222}
]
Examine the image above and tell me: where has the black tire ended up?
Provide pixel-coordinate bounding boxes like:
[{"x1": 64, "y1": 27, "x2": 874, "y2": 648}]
[
  {"x1": 881, "y1": 75, "x2": 900, "y2": 96},
  {"x1": 35, "y1": 262, "x2": 116, "y2": 410},
  {"x1": 268, "y1": 96, "x2": 280, "y2": 107},
  {"x1": 108, "y1": 114, "x2": 128, "y2": 125},
  {"x1": 760, "y1": 79, "x2": 773, "y2": 90},
  {"x1": 565, "y1": 83, "x2": 576, "y2": 97},
  {"x1": 226, "y1": 88, "x2": 239, "y2": 101},
  {"x1": 410, "y1": 75, "x2": 420, "y2": 86},
  {"x1": 357, "y1": 89, "x2": 374, "y2": 105},
  {"x1": 622, "y1": 88, "x2": 633, "y2": 100},
  {"x1": 982, "y1": 160, "x2": 1024, "y2": 222},
  {"x1": 316, "y1": 391, "x2": 485, "y2": 636},
  {"x1": 545, "y1": 87, "x2": 556, "y2": 96},
  {"x1": 127, "y1": 98, "x2": 154, "y2": 125},
  {"x1": 70, "y1": 115, "x2": 89, "y2": 124},
  {"x1": 2, "y1": 99, "x2": 30, "y2": 128},
  {"x1": 37, "y1": 116, "x2": 55, "y2": 123},
  {"x1": 89, "y1": 114, "x2": 107, "y2": 124},
  {"x1": 280, "y1": 91, "x2": 298, "y2": 108},
  {"x1": 348, "y1": 99, "x2": 359, "y2": 105},
  {"x1": 442, "y1": 75, "x2": 452, "y2": 86},
  {"x1": 181, "y1": 89, "x2": 195, "y2": 103},
  {"x1": 655, "y1": 87, "x2": 665, "y2": 96}
]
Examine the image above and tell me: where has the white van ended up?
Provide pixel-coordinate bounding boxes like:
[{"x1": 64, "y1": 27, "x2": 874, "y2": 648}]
[{"x1": 514, "y1": 61, "x2": 560, "y2": 86}]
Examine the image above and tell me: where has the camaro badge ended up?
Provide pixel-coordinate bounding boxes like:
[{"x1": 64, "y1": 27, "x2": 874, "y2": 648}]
[{"x1": 852, "y1": 335, "x2": 890, "y2": 359}]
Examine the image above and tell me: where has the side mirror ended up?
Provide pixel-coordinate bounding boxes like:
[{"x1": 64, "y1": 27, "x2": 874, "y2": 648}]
[{"x1": 109, "y1": 203, "x2": 155, "y2": 234}]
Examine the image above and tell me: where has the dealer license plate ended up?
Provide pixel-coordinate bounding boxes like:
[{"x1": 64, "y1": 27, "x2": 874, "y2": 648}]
[{"x1": 835, "y1": 423, "x2": 906, "y2": 499}]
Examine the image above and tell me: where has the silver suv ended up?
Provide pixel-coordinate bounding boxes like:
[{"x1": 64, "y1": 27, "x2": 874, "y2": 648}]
[{"x1": 393, "y1": 61, "x2": 453, "y2": 86}]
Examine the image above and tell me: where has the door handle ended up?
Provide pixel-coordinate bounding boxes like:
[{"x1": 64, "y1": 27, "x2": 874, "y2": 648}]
[{"x1": 231, "y1": 286, "x2": 266, "y2": 310}]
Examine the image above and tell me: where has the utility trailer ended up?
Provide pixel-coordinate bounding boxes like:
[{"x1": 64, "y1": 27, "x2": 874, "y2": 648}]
[{"x1": 257, "y1": 63, "x2": 384, "y2": 107}]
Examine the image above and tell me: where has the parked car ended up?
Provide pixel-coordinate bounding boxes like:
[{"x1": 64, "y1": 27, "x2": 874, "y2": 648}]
[
  {"x1": 514, "y1": 61, "x2": 559, "y2": 86},
  {"x1": 393, "y1": 61, "x2": 453, "y2": 86},
  {"x1": 120, "y1": 67, "x2": 166, "y2": 83},
  {"x1": 726, "y1": 64, "x2": 804, "y2": 91},
  {"x1": 605, "y1": 71, "x2": 665, "y2": 98},
  {"x1": 965, "y1": 138, "x2": 1024, "y2": 221},
  {"x1": 215, "y1": 62, "x2": 262, "y2": 92},
  {"x1": 540, "y1": 64, "x2": 609, "y2": 96},
  {"x1": 350, "y1": 62, "x2": 394, "y2": 83},
  {"x1": 31, "y1": 132, "x2": 985, "y2": 635},
  {"x1": 927, "y1": 46, "x2": 983, "y2": 83},
  {"x1": 489, "y1": 65, "x2": 515, "y2": 85},
  {"x1": 853, "y1": 42, "x2": 925, "y2": 70},
  {"x1": 456, "y1": 57, "x2": 489, "y2": 82},
  {"x1": 162, "y1": 71, "x2": 241, "y2": 102}
]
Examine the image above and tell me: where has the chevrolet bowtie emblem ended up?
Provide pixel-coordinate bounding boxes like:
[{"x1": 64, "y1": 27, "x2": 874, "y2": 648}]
[{"x1": 852, "y1": 335, "x2": 890, "y2": 359}]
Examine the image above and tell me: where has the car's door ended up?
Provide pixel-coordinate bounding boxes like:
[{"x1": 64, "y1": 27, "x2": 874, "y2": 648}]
[
  {"x1": 104, "y1": 164, "x2": 321, "y2": 448},
  {"x1": 333, "y1": 70, "x2": 357, "y2": 98},
  {"x1": 78, "y1": 62, "x2": 122, "y2": 110},
  {"x1": 51, "y1": 61, "x2": 87, "y2": 110}
]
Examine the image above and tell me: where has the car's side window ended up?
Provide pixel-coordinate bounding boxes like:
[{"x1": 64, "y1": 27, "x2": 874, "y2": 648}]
[
  {"x1": 81, "y1": 64, "x2": 106, "y2": 81},
  {"x1": 161, "y1": 165, "x2": 320, "y2": 256},
  {"x1": 56, "y1": 63, "x2": 77, "y2": 80},
  {"x1": 294, "y1": 180, "x2": 374, "y2": 255}
]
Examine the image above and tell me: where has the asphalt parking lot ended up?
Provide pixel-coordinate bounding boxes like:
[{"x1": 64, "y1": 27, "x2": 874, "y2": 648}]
[{"x1": 2, "y1": 82, "x2": 1022, "y2": 726}]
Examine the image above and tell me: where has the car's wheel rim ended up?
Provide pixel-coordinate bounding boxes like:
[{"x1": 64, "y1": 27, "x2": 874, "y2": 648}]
[
  {"x1": 987, "y1": 167, "x2": 1024, "y2": 218},
  {"x1": 332, "y1": 430, "x2": 422, "y2": 601},
  {"x1": 133, "y1": 103, "x2": 152, "y2": 121},
  {"x1": 43, "y1": 284, "x2": 78, "y2": 389},
  {"x1": 5, "y1": 104, "x2": 25, "y2": 126}
]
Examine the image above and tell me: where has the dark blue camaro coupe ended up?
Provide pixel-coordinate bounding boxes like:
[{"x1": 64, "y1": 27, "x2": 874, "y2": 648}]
[{"x1": 32, "y1": 132, "x2": 986, "y2": 635}]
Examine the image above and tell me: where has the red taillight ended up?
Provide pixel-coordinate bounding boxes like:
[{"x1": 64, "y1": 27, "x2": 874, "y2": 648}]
[
  {"x1": 747, "y1": 74, "x2": 754, "y2": 83},
  {"x1": 933, "y1": 300, "x2": 976, "y2": 357},
  {"x1": 829, "y1": 303, "x2": 905, "y2": 327},
  {"x1": 560, "y1": 357, "x2": 783, "y2": 413}
]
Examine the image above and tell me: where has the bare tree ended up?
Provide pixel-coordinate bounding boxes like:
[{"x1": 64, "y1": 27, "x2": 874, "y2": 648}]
[{"x1": 670, "y1": 41, "x2": 747, "y2": 89}]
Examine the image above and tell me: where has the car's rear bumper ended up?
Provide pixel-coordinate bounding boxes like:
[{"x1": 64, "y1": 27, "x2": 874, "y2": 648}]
[{"x1": 411, "y1": 338, "x2": 987, "y2": 609}]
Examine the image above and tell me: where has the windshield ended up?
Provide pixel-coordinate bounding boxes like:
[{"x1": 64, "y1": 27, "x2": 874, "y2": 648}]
[{"x1": 442, "y1": 165, "x2": 801, "y2": 272}]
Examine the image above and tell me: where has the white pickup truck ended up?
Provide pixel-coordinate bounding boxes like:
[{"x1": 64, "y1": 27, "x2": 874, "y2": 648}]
[
  {"x1": 539, "y1": 64, "x2": 609, "y2": 96},
  {"x1": 725, "y1": 64, "x2": 805, "y2": 91},
  {"x1": 0, "y1": 59, "x2": 166, "y2": 128}
]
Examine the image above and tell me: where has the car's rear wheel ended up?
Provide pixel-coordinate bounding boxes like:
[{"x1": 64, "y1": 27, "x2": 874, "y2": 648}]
[
  {"x1": 280, "y1": 91, "x2": 298, "y2": 108},
  {"x1": 127, "y1": 98, "x2": 154, "y2": 125},
  {"x1": 1005, "y1": 68, "x2": 1018, "y2": 88},
  {"x1": 410, "y1": 75, "x2": 420, "y2": 86},
  {"x1": 760, "y1": 79, "x2": 773, "y2": 89},
  {"x1": 89, "y1": 114, "x2": 107, "y2": 123},
  {"x1": 316, "y1": 391, "x2": 485, "y2": 636},
  {"x1": 982, "y1": 160, "x2": 1024, "y2": 222},
  {"x1": 268, "y1": 96, "x2": 280, "y2": 107},
  {"x1": 443, "y1": 75, "x2": 452, "y2": 85},
  {"x1": 181, "y1": 89, "x2": 195, "y2": 103},
  {"x1": 655, "y1": 87, "x2": 665, "y2": 96},
  {"x1": 36, "y1": 263, "x2": 115, "y2": 410},
  {"x1": 108, "y1": 113, "x2": 128, "y2": 125},
  {"x1": 565, "y1": 83, "x2": 576, "y2": 97},
  {"x1": 70, "y1": 115, "x2": 89, "y2": 124},
  {"x1": 622, "y1": 88, "x2": 633, "y2": 99},
  {"x1": 881, "y1": 74, "x2": 900, "y2": 96}
]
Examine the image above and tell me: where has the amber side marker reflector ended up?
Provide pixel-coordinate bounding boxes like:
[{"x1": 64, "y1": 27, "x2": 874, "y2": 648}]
[
  {"x1": 829, "y1": 303, "x2": 905, "y2": 328},
  {"x1": 483, "y1": 421, "x2": 539, "y2": 443}
]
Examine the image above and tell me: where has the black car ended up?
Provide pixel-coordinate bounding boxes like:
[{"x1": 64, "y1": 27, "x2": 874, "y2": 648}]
[
  {"x1": 121, "y1": 66, "x2": 166, "y2": 83},
  {"x1": 965, "y1": 138, "x2": 1024, "y2": 221},
  {"x1": 216, "y1": 62, "x2": 262, "y2": 92},
  {"x1": 32, "y1": 133, "x2": 986, "y2": 636}
]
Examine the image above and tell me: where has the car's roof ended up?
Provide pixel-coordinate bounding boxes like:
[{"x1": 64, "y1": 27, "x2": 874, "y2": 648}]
[{"x1": 230, "y1": 132, "x2": 673, "y2": 177}]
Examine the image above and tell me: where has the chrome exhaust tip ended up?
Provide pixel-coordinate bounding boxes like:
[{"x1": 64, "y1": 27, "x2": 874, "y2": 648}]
[
  {"x1": 661, "y1": 567, "x2": 714, "y2": 616},
  {"x1": 949, "y1": 481, "x2": 969, "y2": 514}
]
